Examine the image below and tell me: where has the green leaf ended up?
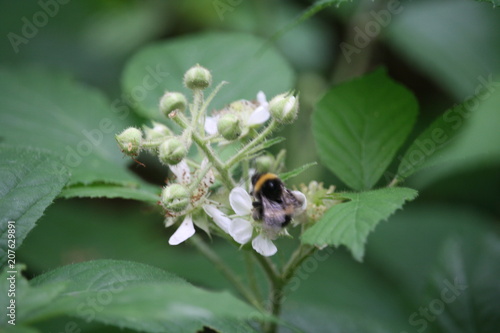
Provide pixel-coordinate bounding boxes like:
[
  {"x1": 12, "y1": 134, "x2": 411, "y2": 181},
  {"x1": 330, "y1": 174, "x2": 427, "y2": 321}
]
[
  {"x1": 258, "y1": 137, "x2": 286, "y2": 150},
  {"x1": 0, "y1": 67, "x2": 144, "y2": 187},
  {"x1": 19, "y1": 260, "x2": 262, "y2": 332},
  {"x1": 366, "y1": 205, "x2": 495, "y2": 303},
  {"x1": 0, "y1": 264, "x2": 66, "y2": 327},
  {"x1": 386, "y1": 1, "x2": 500, "y2": 98},
  {"x1": 313, "y1": 69, "x2": 418, "y2": 190},
  {"x1": 410, "y1": 82, "x2": 500, "y2": 187},
  {"x1": 59, "y1": 183, "x2": 160, "y2": 203},
  {"x1": 421, "y1": 237, "x2": 500, "y2": 333},
  {"x1": 476, "y1": 0, "x2": 500, "y2": 5},
  {"x1": 396, "y1": 102, "x2": 466, "y2": 179},
  {"x1": 122, "y1": 32, "x2": 295, "y2": 120},
  {"x1": 1, "y1": 326, "x2": 40, "y2": 333},
  {"x1": 0, "y1": 145, "x2": 70, "y2": 269},
  {"x1": 279, "y1": 162, "x2": 317, "y2": 181},
  {"x1": 301, "y1": 187, "x2": 418, "y2": 261}
]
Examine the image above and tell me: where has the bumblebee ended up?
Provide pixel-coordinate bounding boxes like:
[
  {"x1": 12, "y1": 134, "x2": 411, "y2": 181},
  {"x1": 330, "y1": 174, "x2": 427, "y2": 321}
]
[{"x1": 251, "y1": 173, "x2": 305, "y2": 228}]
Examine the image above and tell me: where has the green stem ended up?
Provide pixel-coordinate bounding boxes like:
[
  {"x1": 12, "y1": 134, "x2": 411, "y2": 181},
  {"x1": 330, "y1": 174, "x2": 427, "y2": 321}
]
[
  {"x1": 170, "y1": 111, "x2": 235, "y2": 189},
  {"x1": 387, "y1": 176, "x2": 401, "y2": 188},
  {"x1": 225, "y1": 119, "x2": 279, "y2": 169},
  {"x1": 141, "y1": 139, "x2": 164, "y2": 149},
  {"x1": 251, "y1": 251, "x2": 280, "y2": 288},
  {"x1": 199, "y1": 81, "x2": 228, "y2": 116},
  {"x1": 282, "y1": 245, "x2": 316, "y2": 282},
  {"x1": 187, "y1": 161, "x2": 212, "y2": 193},
  {"x1": 189, "y1": 235, "x2": 264, "y2": 312},
  {"x1": 191, "y1": 89, "x2": 205, "y2": 136},
  {"x1": 273, "y1": 149, "x2": 286, "y2": 172},
  {"x1": 261, "y1": 245, "x2": 317, "y2": 333},
  {"x1": 242, "y1": 159, "x2": 250, "y2": 191}
]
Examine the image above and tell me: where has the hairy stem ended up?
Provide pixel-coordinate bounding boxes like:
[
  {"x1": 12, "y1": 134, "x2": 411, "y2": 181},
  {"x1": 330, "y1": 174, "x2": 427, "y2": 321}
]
[
  {"x1": 261, "y1": 245, "x2": 317, "y2": 333},
  {"x1": 170, "y1": 111, "x2": 235, "y2": 188},
  {"x1": 225, "y1": 119, "x2": 279, "y2": 169}
]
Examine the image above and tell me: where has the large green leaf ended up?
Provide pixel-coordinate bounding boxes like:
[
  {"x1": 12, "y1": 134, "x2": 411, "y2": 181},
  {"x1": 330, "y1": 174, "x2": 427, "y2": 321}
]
[
  {"x1": 122, "y1": 31, "x2": 295, "y2": 120},
  {"x1": 59, "y1": 183, "x2": 160, "y2": 203},
  {"x1": 409, "y1": 82, "x2": 500, "y2": 187},
  {"x1": 476, "y1": 0, "x2": 500, "y2": 5},
  {"x1": 282, "y1": 249, "x2": 410, "y2": 333},
  {"x1": 421, "y1": 237, "x2": 500, "y2": 333},
  {"x1": 396, "y1": 102, "x2": 465, "y2": 180},
  {"x1": 4, "y1": 260, "x2": 261, "y2": 333},
  {"x1": 0, "y1": 145, "x2": 70, "y2": 269},
  {"x1": 313, "y1": 69, "x2": 418, "y2": 190},
  {"x1": 0, "y1": 67, "x2": 145, "y2": 187},
  {"x1": 386, "y1": 0, "x2": 500, "y2": 99},
  {"x1": 301, "y1": 187, "x2": 418, "y2": 261},
  {"x1": 366, "y1": 205, "x2": 495, "y2": 303}
]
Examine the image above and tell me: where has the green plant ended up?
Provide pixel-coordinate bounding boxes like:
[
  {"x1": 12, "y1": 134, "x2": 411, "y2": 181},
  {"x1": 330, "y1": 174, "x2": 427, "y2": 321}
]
[{"x1": 1, "y1": 1, "x2": 499, "y2": 333}]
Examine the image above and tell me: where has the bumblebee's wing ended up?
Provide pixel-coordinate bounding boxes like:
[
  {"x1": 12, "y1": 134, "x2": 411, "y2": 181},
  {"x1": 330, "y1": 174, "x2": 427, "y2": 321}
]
[{"x1": 282, "y1": 189, "x2": 303, "y2": 210}]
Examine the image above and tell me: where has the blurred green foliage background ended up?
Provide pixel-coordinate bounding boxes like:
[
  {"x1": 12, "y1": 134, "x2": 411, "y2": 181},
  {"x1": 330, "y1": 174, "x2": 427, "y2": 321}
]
[{"x1": 1, "y1": 0, "x2": 499, "y2": 332}]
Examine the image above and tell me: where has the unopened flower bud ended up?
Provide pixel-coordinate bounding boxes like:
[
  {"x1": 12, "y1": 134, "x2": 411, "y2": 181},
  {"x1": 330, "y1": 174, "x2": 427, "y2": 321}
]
[
  {"x1": 255, "y1": 155, "x2": 275, "y2": 173},
  {"x1": 161, "y1": 184, "x2": 189, "y2": 212},
  {"x1": 144, "y1": 122, "x2": 172, "y2": 141},
  {"x1": 183, "y1": 64, "x2": 212, "y2": 90},
  {"x1": 160, "y1": 92, "x2": 187, "y2": 116},
  {"x1": 217, "y1": 114, "x2": 241, "y2": 140},
  {"x1": 269, "y1": 93, "x2": 299, "y2": 124},
  {"x1": 158, "y1": 137, "x2": 187, "y2": 165},
  {"x1": 116, "y1": 127, "x2": 142, "y2": 156}
]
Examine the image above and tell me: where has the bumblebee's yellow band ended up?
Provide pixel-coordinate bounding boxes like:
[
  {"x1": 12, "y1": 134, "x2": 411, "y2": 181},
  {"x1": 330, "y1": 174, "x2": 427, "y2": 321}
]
[{"x1": 253, "y1": 173, "x2": 278, "y2": 193}]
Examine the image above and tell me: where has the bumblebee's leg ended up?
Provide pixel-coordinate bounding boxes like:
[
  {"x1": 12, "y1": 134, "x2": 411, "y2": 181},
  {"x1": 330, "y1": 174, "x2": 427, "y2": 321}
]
[
  {"x1": 252, "y1": 201, "x2": 263, "y2": 221},
  {"x1": 281, "y1": 215, "x2": 292, "y2": 227}
]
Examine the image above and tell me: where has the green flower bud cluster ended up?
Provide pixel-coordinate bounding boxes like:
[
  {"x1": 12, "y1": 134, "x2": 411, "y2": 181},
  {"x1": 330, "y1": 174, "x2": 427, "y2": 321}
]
[
  {"x1": 160, "y1": 92, "x2": 187, "y2": 117},
  {"x1": 217, "y1": 113, "x2": 241, "y2": 140},
  {"x1": 160, "y1": 184, "x2": 190, "y2": 212},
  {"x1": 115, "y1": 127, "x2": 143, "y2": 156},
  {"x1": 115, "y1": 64, "x2": 310, "y2": 239},
  {"x1": 298, "y1": 181, "x2": 339, "y2": 223},
  {"x1": 183, "y1": 64, "x2": 212, "y2": 90},
  {"x1": 269, "y1": 92, "x2": 299, "y2": 124},
  {"x1": 159, "y1": 137, "x2": 187, "y2": 165},
  {"x1": 116, "y1": 123, "x2": 188, "y2": 165}
]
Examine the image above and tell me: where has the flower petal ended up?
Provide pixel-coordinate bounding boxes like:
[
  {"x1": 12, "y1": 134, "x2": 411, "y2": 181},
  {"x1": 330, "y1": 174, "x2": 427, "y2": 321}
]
[
  {"x1": 252, "y1": 234, "x2": 277, "y2": 256},
  {"x1": 230, "y1": 218, "x2": 253, "y2": 244},
  {"x1": 284, "y1": 96, "x2": 296, "y2": 114},
  {"x1": 230, "y1": 187, "x2": 253, "y2": 215},
  {"x1": 170, "y1": 160, "x2": 191, "y2": 184},
  {"x1": 203, "y1": 204, "x2": 231, "y2": 233},
  {"x1": 204, "y1": 116, "x2": 218, "y2": 135},
  {"x1": 257, "y1": 91, "x2": 268, "y2": 107},
  {"x1": 168, "y1": 215, "x2": 195, "y2": 245},
  {"x1": 200, "y1": 158, "x2": 215, "y2": 188},
  {"x1": 247, "y1": 106, "x2": 270, "y2": 126},
  {"x1": 291, "y1": 190, "x2": 308, "y2": 214}
]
